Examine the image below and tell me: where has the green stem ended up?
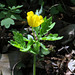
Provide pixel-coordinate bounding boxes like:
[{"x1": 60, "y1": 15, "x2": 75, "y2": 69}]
[
  {"x1": 32, "y1": 27, "x2": 36, "y2": 75},
  {"x1": 32, "y1": 27, "x2": 36, "y2": 41},
  {"x1": 33, "y1": 54, "x2": 36, "y2": 75}
]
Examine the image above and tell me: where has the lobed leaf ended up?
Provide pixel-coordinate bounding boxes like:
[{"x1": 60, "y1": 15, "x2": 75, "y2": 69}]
[
  {"x1": 1, "y1": 18, "x2": 15, "y2": 28},
  {"x1": 10, "y1": 14, "x2": 22, "y2": 20},
  {"x1": 11, "y1": 9, "x2": 22, "y2": 13},
  {"x1": 9, "y1": 5, "x2": 23, "y2": 10},
  {"x1": 40, "y1": 43, "x2": 50, "y2": 55},
  {"x1": 41, "y1": 48, "x2": 50, "y2": 55},
  {"x1": 40, "y1": 43, "x2": 48, "y2": 50},
  {"x1": 12, "y1": 31, "x2": 26, "y2": 48},
  {"x1": 9, "y1": 31, "x2": 34, "y2": 52},
  {"x1": 40, "y1": 33, "x2": 63, "y2": 41},
  {"x1": 0, "y1": 3, "x2": 5, "y2": 8},
  {"x1": 50, "y1": 6, "x2": 59, "y2": 15},
  {"x1": 40, "y1": 17, "x2": 55, "y2": 36}
]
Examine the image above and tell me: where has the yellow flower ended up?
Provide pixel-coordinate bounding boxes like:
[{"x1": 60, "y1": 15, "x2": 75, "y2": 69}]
[{"x1": 27, "y1": 11, "x2": 44, "y2": 27}]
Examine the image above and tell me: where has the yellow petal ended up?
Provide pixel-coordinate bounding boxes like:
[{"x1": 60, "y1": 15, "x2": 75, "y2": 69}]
[
  {"x1": 27, "y1": 16, "x2": 33, "y2": 27},
  {"x1": 27, "y1": 11, "x2": 34, "y2": 16},
  {"x1": 39, "y1": 15, "x2": 43, "y2": 20}
]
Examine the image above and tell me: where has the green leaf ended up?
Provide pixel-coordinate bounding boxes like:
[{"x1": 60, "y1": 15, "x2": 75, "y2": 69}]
[
  {"x1": 11, "y1": 9, "x2": 22, "y2": 13},
  {"x1": 13, "y1": 5, "x2": 23, "y2": 9},
  {"x1": 40, "y1": 43, "x2": 50, "y2": 55},
  {"x1": 10, "y1": 14, "x2": 22, "y2": 20},
  {"x1": 10, "y1": 40, "x2": 31, "y2": 52},
  {"x1": 16, "y1": 5, "x2": 23, "y2": 9},
  {"x1": 13, "y1": 31, "x2": 26, "y2": 47},
  {"x1": 33, "y1": 26, "x2": 40, "y2": 35},
  {"x1": 9, "y1": 5, "x2": 23, "y2": 10},
  {"x1": 21, "y1": 37, "x2": 33, "y2": 52},
  {"x1": 23, "y1": 37, "x2": 29, "y2": 41},
  {"x1": 50, "y1": 6, "x2": 59, "y2": 15},
  {"x1": 30, "y1": 48, "x2": 37, "y2": 54},
  {"x1": 41, "y1": 48, "x2": 50, "y2": 55},
  {"x1": 20, "y1": 44, "x2": 31, "y2": 52},
  {"x1": 4, "y1": 12, "x2": 22, "y2": 20},
  {"x1": 40, "y1": 43, "x2": 48, "y2": 50},
  {"x1": 0, "y1": 3, "x2": 5, "y2": 8},
  {"x1": 33, "y1": 41, "x2": 40, "y2": 54},
  {"x1": 0, "y1": 12, "x2": 5, "y2": 19},
  {"x1": 1, "y1": 11, "x2": 8, "y2": 15},
  {"x1": 9, "y1": 31, "x2": 31, "y2": 52},
  {"x1": 1, "y1": 18, "x2": 15, "y2": 28},
  {"x1": 8, "y1": 5, "x2": 23, "y2": 13},
  {"x1": 9, "y1": 31, "x2": 35, "y2": 53},
  {"x1": 9, "y1": 40, "x2": 24, "y2": 49},
  {"x1": 40, "y1": 33, "x2": 63, "y2": 41},
  {"x1": 57, "y1": 4, "x2": 64, "y2": 12},
  {"x1": 40, "y1": 17, "x2": 55, "y2": 36},
  {"x1": 29, "y1": 41, "x2": 40, "y2": 54},
  {"x1": 50, "y1": 4, "x2": 64, "y2": 15},
  {"x1": 6, "y1": 12, "x2": 11, "y2": 18}
]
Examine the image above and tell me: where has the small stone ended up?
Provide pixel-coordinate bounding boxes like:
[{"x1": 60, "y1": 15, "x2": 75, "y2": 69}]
[{"x1": 68, "y1": 59, "x2": 75, "y2": 72}]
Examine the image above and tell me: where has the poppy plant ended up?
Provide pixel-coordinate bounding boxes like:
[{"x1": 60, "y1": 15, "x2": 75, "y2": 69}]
[{"x1": 9, "y1": 11, "x2": 63, "y2": 75}]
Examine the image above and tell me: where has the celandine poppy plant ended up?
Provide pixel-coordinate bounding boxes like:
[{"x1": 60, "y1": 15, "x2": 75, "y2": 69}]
[
  {"x1": 27, "y1": 11, "x2": 44, "y2": 27},
  {"x1": 9, "y1": 10, "x2": 63, "y2": 75}
]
